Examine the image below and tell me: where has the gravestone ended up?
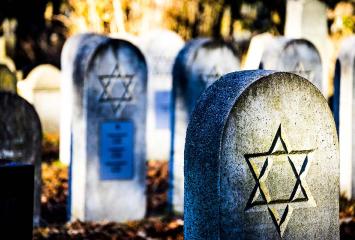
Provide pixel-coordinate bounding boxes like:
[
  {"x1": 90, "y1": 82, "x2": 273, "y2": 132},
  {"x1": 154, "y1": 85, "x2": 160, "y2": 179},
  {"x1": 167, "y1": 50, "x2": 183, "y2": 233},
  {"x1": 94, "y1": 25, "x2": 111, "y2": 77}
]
[
  {"x1": 244, "y1": 33, "x2": 273, "y2": 70},
  {"x1": 141, "y1": 29, "x2": 184, "y2": 161},
  {"x1": 0, "y1": 164, "x2": 34, "y2": 239},
  {"x1": 0, "y1": 64, "x2": 17, "y2": 93},
  {"x1": 185, "y1": 71, "x2": 339, "y2": 239},
  {"x1": 170, "y1": 38, "x2": 240, "y2": 213},
  {"x1": 333, "y1": 36, "x2": 355, "y2": 199},
  {"x1": 284, "y1": 0, "x2": 332, "y2": 98},
  {"x1": 67, "y1": 35, "x2": 148, "y2": 221},
  {"x1": 260, "y1": 37, "x2": 325, "y2": 96},
  {"x1": 0, "y1": 91, "x2": 42, "y2": 226},
  {"x1": 18, "y1": 64, "x2": 61, "y2": 134},
  {"x1": 60, "y1": 33, "x2": 110, "y2": 165}
]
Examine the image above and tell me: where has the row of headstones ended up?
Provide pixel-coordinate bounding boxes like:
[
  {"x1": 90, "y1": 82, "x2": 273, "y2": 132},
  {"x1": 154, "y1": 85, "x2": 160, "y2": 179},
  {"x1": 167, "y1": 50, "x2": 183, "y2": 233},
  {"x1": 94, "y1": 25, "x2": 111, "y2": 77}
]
[
  {"x1": 59, "y1": 29, "x2": 345, "y2": 226},
  {"x1": 60, "y1": 31, "x2": 340, "y2": 237},
  {"x1": 0, "y1": 30, "x2": 348, "y2": 237}
]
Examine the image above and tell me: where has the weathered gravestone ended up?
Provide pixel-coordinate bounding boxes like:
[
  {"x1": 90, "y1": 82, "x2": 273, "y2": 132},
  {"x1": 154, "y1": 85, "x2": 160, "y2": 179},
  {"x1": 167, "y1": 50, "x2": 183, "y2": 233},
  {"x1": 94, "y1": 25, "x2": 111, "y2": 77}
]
[
  {"x1": 0, "y1": 91, "x2": 42, "y2": 226},
  {"x1": 170, "y1": 38, "x2": 240, "y2": 213},
  {"x1": 66, "y1": 34, "x2": 148, "y2": 221},
  {"x1": 185, "y1": 71, "x2": 339, "y2": 239},
  {"x1": 18, "y1": 64, "x2": 61, "y2": 134},
  {"x1": 60, "y1": 33, "x2": 110, "y2": 165},
  {"x1": 333, "y1": 36, "x2": 355, "y2": 199},
  {"x1": 141, "y1": 29, "x2": 184, "y2": 161},
  {"x1": 0, "y1": 64, "x2": 17, "y2": 93},
  {"x1": 260, "y1": 37, "x2": 326, "y2": 96}
]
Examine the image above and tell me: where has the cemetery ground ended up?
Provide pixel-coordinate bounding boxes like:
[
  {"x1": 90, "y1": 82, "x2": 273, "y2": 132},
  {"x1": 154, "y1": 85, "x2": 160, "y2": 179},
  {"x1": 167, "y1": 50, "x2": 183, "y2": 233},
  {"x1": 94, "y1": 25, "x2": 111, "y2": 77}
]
[{"x1": 34, "y1": 134, "x2": 350, "y2": 239}]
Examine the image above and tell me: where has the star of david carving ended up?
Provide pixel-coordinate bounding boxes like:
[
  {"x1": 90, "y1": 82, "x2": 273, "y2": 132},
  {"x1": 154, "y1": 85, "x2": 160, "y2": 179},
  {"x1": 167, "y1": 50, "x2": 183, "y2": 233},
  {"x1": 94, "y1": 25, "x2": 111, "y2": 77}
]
[
  {"x1": 98, "y1": 63, "x2": 135, "y2": 114},
  {"x1": 291, "y1": 62, "x2": 314, "y2": 81},
  {"x1": 199, "y1": 66, "x2": 221, "y2": 86},
  {"x1": 244, "y1": 124, "x2": 316, "y2": 237}
]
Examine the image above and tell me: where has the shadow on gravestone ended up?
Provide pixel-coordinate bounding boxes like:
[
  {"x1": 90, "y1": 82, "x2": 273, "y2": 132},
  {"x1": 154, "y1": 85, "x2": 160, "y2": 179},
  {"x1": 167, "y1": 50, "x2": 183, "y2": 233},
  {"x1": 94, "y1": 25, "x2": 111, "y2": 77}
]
[
  {"x1": 0, "y1": 64, "x2": 17, "y2": 93},
  {"x1": 68, "y1": 36, "x2": 148, "y2": 222},
  {"x1": 60, "y1": 34, "x2": 111, "y2": 166},
  {"x1": 0, "y1": 91, "x2": 42, "y2": 226},
  {"x1": 140, "y1": 29, "x2": 184, "y2": 162},
  {"x1": 260, "y1": 37, "x2": 325, "y2": 98},
  {"x1": 18, "y1": 64, "x2": 61, "y2": 134},
  {"x1": 170, "y1": 38, "x2": 240, "y2": 213},
  {"x1": 334, "y1": 36, "x2": 355, "y2": 199},
  {"x1": 184, "y1": 71, "x2": 339, "y2": 239}
]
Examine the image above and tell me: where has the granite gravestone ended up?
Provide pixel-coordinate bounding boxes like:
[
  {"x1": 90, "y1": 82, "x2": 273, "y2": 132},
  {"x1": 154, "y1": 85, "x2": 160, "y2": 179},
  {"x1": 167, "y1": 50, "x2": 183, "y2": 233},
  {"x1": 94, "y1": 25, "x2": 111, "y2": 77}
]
[
  {"x1": 260, "y1": 37, "x2": 325, "y2": 96},
  {"x1": 0, "y1": 64, "x2": 17, "y2": 93},
  {"x1": 333, "y1": 36, "x2": 355, "y2": 199},
  {"x1": 68, "y1": 36, "x2": 148, "y2": 221},
  {"x1": 0, "y1": 92, "x2": 42, "y2": 226},
  {"x1": 170, "y1": 38, "x2": 240, "y2": 213},
  {"x1": 185, "y1": 71, "x2": 339, "y2": 239},
  {"x1": 141, "y1": 29, "x2": 184, "y2": 161},
  {"x1": 60, "y1": 33, "x2": 110, "y2": 165},
  {"x1": 18, "y1": 64, "x2": 61, "y2": 134}
]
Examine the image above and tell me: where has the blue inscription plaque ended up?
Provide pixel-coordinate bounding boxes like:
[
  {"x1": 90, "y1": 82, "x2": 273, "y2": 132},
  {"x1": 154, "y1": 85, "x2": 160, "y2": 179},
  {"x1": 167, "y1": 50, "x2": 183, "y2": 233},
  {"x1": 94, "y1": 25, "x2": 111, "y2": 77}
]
[
  {"x1": 154, "y1": 90, "x2": 170, "y2": 129},
  {"x1": 100, "y1": 121, "x2": 134, "y2": 180}
]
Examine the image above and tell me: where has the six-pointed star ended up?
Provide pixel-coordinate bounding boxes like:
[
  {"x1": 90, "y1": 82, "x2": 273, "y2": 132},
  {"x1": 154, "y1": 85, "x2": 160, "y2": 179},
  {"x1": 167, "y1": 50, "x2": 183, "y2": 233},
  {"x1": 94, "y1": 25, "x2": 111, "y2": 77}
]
[
  {"x1": 98, "y1": 63, "x2": 135, "y2": 114},
  {"x1": 200, "y1": 66, "x2": 221, "y2": 86},
  {"x1": 244, "y1": 124, "x2": 316, "y2": 237},
  {"x1": 291, "y1": 62, "x2": 314, "y2": 81}
]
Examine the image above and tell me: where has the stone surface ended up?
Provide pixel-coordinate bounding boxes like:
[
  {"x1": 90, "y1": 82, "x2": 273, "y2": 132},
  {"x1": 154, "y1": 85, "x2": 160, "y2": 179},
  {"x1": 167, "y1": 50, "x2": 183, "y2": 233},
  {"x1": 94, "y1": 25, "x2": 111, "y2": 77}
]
[
  {"x1": 185, "y1": 71, "x2": 339, "y2": 239},
  {"x1": 260, "y1": 37, "x2": 325, "y2": 96},
  {"x1": 333, "y1": 36, "x2": 355, "y2": 198},
  {"x1": 18, "y1": 64, "x2": 61, "y2": 134},
  {"x1": 60, "y1": 33, "x2": 110, "y2": 165},
  {"x1": 0, "y1": 92, "x2": 42, "y2": 226},
  {"x1": 141, "y1": 29, "x2": 184, "y2": 161},
  {"x1": 0, "y1": 64, "x2": 17, "y2": 93},
  {"x1": 170, "y1": 38, "x2": 240, "y2": 213},
  {"x1": 65, "y1": 34, "x2": 148, "y2": 222},
  {"x1": 243, "y1": 33, "x2": 273, "y2": 70},
  {"x1": 284, "y1": 0, "x2": 332, "y2": 97}
]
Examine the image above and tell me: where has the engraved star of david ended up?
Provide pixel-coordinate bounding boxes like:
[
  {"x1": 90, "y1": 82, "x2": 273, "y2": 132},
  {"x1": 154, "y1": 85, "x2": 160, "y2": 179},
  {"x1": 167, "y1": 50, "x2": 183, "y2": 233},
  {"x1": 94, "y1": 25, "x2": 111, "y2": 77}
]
[
  {"x1": 244, "y1": 124, "x2": 316, "y2": 237},
  {"x1": 199, "y1": 66, "x2": 221, "y2": 86},
  {"x1": 98, "y1": 63, "x2": 135, "y2": 115},
  {"x1": 291, "y1": 62, "x2": 314, "y2": 81}
]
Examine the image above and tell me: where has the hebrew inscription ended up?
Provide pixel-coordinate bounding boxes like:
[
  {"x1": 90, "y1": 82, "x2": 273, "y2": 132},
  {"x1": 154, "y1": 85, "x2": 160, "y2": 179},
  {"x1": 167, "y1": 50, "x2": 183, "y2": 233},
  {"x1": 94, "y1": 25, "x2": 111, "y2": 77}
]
[
  {"x1": 98, "y1": 63, "x2": 135, "y2": 114},
  {"x1": 244, "y1": 124, "x2": 316, "y2": 237}
]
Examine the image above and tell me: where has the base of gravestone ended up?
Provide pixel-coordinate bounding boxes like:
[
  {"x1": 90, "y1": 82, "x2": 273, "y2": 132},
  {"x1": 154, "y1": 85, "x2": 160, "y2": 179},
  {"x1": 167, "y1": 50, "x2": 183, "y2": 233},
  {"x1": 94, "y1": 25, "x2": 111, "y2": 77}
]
[{"x1": 0, "y1": 164, "x2": 34, "y2": 238}]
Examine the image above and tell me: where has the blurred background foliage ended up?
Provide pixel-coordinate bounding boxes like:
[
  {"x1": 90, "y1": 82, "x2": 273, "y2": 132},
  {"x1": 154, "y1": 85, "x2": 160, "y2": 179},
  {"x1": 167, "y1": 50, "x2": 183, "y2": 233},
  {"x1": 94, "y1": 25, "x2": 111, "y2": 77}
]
[{"x1": 0, "y1": 0, "x2": 353, "y2": 75}]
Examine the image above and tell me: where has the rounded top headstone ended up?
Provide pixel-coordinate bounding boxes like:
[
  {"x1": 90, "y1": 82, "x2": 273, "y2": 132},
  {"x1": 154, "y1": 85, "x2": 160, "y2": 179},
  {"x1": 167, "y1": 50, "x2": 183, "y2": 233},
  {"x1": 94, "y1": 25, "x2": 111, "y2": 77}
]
[
  {"x1": 260, "y1": 37, "x2": 323, "y2": 95},
  {"x1": 173, "y1": 38, "x2": 240, "y2": 114},
  {"x1": 141, "y1": 29, "x2": 184, "y2": 54},
  {"x1": 141, "y1": 29, "x2": 184, "y2": 77},
  {"x1": 86, "y1": 38, "x2": 147, "y2": 117},
  {"x1": 0, "y1": 91, "x2": 42, "y2": 163},
  {"x1": 25, "y1": 64, "x2": 61, "y2": 90},
  {"x1": 185, "y1": 71, "x2": 339, "y2": 239}
]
